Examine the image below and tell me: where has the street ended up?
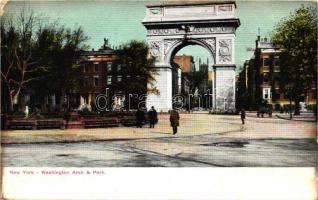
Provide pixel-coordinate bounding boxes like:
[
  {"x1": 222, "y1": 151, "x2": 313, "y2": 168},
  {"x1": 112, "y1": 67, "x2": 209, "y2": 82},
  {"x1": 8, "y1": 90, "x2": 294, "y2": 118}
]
[
  {"x1": 2, "y1": 113, "x2": 317, "y2": 167},
  {"x1": 3, "y1": 136, "x2": 316, "y2": 167}
]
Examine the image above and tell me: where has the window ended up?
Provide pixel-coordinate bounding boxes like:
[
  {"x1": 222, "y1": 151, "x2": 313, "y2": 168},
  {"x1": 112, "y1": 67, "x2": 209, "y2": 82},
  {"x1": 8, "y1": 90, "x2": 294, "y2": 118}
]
[
  {"x1": 283, "y1": 90, "x2": 289, "y2": 99},
  {"x1": 94, "y1": 76, "x2": 99, "y2": 86},
  {"x1": 262, "y1": 58, "x2": 270, "y2": 66},
  {"x1": 83, "y1": 63, "x2": 88, "y2": 73},
  {"x1": 107, "y1": 76, "x2": 112, "y2": 85},
  {"x1": 273, "y1": 72, "x2": 280, "y2": 82},
  {"x1": 262, "y1": 73, "x2": 269, "y2": 82},
  {"x1": 83, "y1": 76, "x2": 89, "y2": 87},
  {"x1": 273, "y1": 57, "x2": 279, "y2": 66},
  {"x1": 263, "y1": 88, "x2": 271, "y2": 99},
  {"x1": 94, "y1": 63, "x2": 99, "y2": 72},
  {"x1": 107, "y1": 62, "x2": 112, "y2": 72},
  {"x1": 272, "y1": 88, "x2": 280, "y2": 100},
  {"x1": 117, "y1": 64, "x2": 122, "y2": 72},
  {"x1": 117, "y1": 75, "x2": 122, "y2": 82}
]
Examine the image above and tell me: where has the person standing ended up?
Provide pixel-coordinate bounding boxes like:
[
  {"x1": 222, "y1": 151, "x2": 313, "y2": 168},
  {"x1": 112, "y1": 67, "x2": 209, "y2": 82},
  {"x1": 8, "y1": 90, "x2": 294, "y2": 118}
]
[
  {"x1": 170, "y1": 108, "x2": 180, "y2": 134},
  {"x1": 148, "y1": 106, "x2": 158, "y2": 128},
  {"x1": 240, "y1": 108, "x2": 246, "y2": 124},
  {"x1": 135, "y1": 109, "x2": 145, "y2": 128},
  {"x1": 24, "y1": 105, "x2": 29, "y2": 118}
]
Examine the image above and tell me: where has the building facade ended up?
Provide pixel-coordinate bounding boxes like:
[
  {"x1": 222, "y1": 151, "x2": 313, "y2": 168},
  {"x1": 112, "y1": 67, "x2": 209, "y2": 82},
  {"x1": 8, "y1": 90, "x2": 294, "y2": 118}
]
[
  {"x1": 173, "y1": 55, "x2": 195, "y2": 95},
  {"x1": 238, "y1": 36, "x2": 316, "y2": 111},
  {"x1": 80, "y1": 49, "x2": 118, "y2": 106},
  {"x1": 79, "y1": 41, "x2": 131, "y2": 110},
  {"x1": 173, "y1": 55, "x2": 196, "y2": 73}
]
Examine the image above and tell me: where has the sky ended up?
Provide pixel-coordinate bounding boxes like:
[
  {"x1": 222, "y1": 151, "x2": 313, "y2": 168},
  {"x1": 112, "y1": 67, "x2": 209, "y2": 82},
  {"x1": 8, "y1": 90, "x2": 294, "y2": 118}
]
[{"x1": 3, "y1": 0, "x2": 316, "y2": 72}]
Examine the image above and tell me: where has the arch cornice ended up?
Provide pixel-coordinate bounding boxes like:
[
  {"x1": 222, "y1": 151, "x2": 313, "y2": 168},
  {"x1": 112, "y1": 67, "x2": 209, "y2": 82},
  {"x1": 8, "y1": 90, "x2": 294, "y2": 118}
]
[{"x1": 143, "y1": 19, "x2": 240, "y2": 30}]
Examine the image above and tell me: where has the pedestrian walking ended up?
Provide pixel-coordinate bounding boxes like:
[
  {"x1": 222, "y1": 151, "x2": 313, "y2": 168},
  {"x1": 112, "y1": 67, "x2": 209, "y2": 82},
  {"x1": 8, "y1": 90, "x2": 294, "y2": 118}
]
[
  {"x1": 240, "y1": 108, "x2": 246, "y2": 124},
  {"x1": 135, "y1": 108, "x2": 145, "y2": 128},
  {"x1": 148, "y1": 106, "x2": 158, "y2": 128},
  {"x1": 170, "y1": 108, "x2": 180, "y2": 134}
]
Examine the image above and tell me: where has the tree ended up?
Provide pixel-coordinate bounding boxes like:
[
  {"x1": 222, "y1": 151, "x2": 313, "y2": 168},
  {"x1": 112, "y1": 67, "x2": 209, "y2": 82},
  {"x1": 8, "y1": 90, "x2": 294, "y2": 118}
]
[
  {"x1": 271, "y1": 6, "x2": 317, "y2": 115},
  {"x1": 33, "y1": 25, "x2": 88, "y2": 111},
  {"x1": 1, "y1": 8, "x2": 89, "y2": 113},
  {"x1": 110, "y1": 40, "x2": 157, "y2": 109},
  {"x1": 1, "y1": 10, "x2": 47, "y2": 112}
]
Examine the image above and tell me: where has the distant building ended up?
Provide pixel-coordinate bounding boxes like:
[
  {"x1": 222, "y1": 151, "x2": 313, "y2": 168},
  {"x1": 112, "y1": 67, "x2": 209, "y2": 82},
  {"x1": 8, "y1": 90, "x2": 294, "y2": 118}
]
[
  {"x1": 173, "y1": 55, "x2": 195, "y2": 73},
  {"x1": 172, "y1": 55, "x2": 195, "y2": 95},
  {"x1": 237, "y1": 35, "x2": 316, "y2": 110}
]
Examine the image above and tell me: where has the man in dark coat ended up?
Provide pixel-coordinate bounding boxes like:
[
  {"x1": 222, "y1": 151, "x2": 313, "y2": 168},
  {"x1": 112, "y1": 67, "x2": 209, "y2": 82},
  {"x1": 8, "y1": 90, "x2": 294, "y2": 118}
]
[
  {"x1": 170, "y1": 108, "x2": 180, "y2": 134},
  {"x1": 148, "y1": 106, "x2": 158, "y2": 128},
  {"x1": 240, "y1": 108, "x2": 246, "y2": 124},
  {"x1": 135, "y1": 109, "x2": 145, "y2": 128}
]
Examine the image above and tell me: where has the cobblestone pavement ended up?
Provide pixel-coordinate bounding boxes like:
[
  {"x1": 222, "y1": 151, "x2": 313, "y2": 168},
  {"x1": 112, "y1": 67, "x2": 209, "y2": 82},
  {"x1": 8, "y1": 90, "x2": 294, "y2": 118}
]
[{"x1": 2, "y1": 113, "x2": 317, "y2": 167}]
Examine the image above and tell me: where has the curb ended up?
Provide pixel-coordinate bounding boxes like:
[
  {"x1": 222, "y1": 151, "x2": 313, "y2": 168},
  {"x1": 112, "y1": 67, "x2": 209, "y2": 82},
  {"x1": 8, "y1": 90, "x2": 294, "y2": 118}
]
[{"x1": 275, "y1": 115, "x2": 317, "y2": 122}]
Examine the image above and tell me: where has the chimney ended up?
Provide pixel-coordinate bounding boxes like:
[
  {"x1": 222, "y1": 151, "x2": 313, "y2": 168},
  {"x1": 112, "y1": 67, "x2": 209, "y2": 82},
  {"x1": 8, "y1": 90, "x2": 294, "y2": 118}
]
[{"x1": 257, "y1": 27, "x2": 261, "y2": 41}]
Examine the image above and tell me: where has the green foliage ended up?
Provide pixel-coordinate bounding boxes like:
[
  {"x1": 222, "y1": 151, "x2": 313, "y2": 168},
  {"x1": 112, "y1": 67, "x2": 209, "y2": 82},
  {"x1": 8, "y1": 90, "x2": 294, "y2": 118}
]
[
  {"x1": 32, "y1": 24, "x2": 89, "y2": 97},
  {"x1": 113, "y1": 40, "x2": 157, "y2": 95},
  {"x1": 1, "y1": 7, "x2": 89, "y2": 112},
  {"x1": 271, "y1": 5, "x2": 317, "y2": 96}
]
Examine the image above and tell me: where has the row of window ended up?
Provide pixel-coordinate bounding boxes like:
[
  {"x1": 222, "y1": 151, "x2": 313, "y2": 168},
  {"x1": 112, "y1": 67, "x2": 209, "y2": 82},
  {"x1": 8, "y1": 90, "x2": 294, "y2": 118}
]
[
  {"x1": 263, "y1": 88, "x2": 285, "y2": 100},
  {"x1": 261, "y1": 57, "x2": 280, "y2": 67},
  {"x1": 261, "y1": 72, "x2": 281, "y2": 83},
  {"x1": 83, "y1": 74, "x2": 146, "y2": 87},
  {"x1": 83, "y1": 61, "x2": 133, "y2": 73},
  {"x1": 263, "y1": 88, "x2": 307, "y2": 100}
]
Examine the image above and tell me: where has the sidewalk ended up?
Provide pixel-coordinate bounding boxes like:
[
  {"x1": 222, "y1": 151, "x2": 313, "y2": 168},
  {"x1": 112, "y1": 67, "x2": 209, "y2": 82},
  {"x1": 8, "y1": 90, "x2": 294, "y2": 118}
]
[
  {"x1": 1, "y1": 114, "x2": 242, "y2": 144},
  {"x1": 2, "y1": 113, "x2": 316, "y2": 144}
]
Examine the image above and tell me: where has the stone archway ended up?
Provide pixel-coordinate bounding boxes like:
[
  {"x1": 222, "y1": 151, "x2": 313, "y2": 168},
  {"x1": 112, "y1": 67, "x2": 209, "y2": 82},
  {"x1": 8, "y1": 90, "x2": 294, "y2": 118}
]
[{"x1": 143, "y1": 1, "x2": 240, "y2": 112}]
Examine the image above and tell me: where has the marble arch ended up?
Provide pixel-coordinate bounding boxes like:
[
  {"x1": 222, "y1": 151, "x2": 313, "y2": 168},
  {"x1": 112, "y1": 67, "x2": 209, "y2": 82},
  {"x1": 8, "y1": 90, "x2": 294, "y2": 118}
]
[{"x1": 143, "y1": 1, "x2": 240, "y2": 112}]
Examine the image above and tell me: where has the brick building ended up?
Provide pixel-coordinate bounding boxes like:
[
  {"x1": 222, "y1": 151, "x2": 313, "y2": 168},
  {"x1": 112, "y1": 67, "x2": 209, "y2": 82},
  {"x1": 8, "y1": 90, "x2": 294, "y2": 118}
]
[
  {"x1": 237, "y1": 36, "x2": 316, "y2": 110},
  {"x1": 79, "y1": 40, "x2": 129, "y2": 110},
  {"x1": 172, "y1": 55, "x2": 195, "y2": 95}
]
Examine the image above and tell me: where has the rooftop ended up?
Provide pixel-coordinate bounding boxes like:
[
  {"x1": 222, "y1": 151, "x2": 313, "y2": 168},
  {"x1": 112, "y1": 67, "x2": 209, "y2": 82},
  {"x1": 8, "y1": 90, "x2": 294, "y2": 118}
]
[
  {"x1": 147, "y1": 0, "x2": 237, "y2": 8},
  {"x1": 256, "y1": 37, "x2": 278, "y2": 50},
  {"x1": 80, "y1": 49, "x2": 117, "y2": 56}
]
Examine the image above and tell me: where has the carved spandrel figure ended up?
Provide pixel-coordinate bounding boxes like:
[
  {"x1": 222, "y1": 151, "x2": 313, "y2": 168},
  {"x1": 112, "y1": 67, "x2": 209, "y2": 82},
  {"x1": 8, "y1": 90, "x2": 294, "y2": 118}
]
[{"x1": 218, "y1": 39, "x2": 232, "y2": 63}]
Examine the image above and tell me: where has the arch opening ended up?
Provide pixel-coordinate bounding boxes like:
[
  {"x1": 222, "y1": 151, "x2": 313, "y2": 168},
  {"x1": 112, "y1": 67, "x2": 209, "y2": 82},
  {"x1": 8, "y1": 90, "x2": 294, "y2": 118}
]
[{"x1": 169, "y1": 41, "x2": 215, "y2": 111}]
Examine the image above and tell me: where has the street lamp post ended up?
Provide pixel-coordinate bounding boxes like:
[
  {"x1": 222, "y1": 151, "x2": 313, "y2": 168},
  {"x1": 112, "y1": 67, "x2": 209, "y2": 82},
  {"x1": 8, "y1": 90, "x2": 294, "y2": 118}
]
[{"x1": 287, "y1": 87, "x2": 293, "y2": 119}]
